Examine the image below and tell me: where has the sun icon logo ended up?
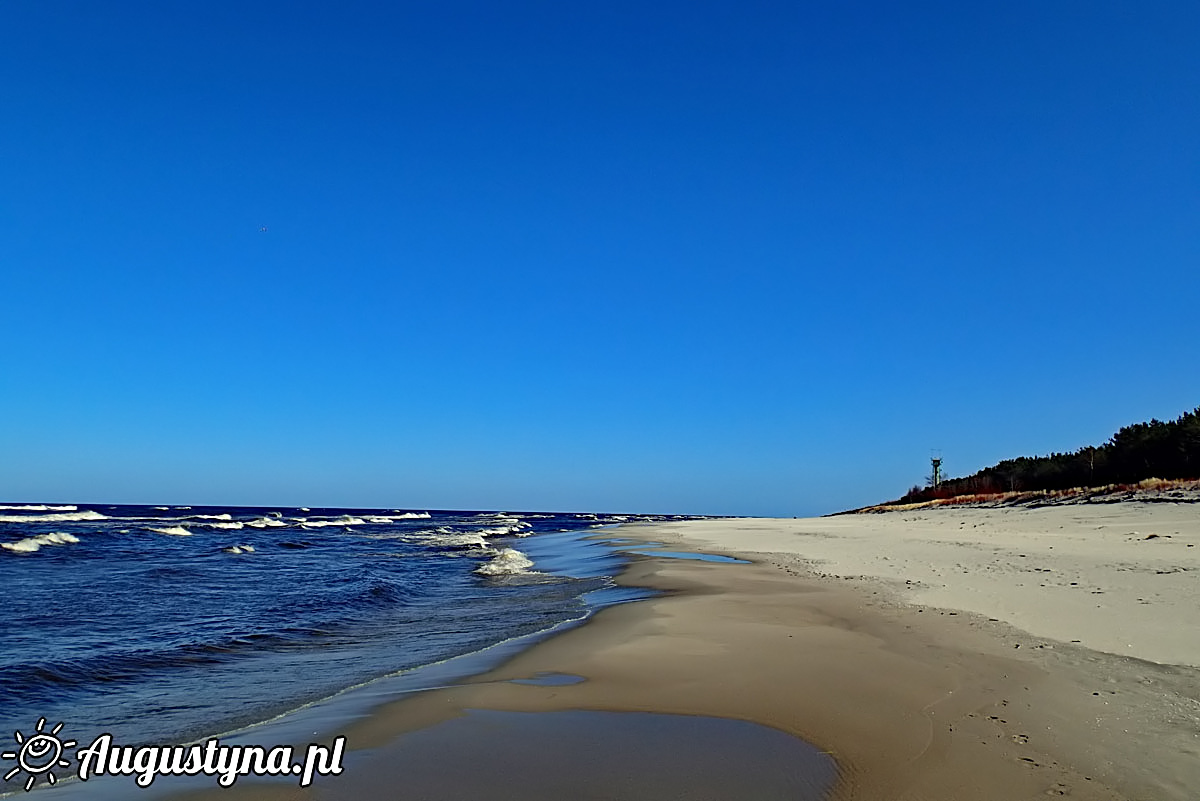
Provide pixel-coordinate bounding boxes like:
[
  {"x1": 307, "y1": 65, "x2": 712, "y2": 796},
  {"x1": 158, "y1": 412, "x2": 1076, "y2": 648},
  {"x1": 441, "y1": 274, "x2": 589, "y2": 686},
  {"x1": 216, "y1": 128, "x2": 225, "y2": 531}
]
[{"x1": 1, "y1": 718, "x2": 76, "y2": 792}]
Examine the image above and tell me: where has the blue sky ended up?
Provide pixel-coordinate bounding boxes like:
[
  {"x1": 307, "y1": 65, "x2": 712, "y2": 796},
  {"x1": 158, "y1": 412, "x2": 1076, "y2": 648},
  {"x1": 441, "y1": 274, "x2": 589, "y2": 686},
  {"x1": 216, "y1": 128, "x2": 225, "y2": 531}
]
[{"x1": 2, "y1": 2, "x2": 1197, "y2": 516}]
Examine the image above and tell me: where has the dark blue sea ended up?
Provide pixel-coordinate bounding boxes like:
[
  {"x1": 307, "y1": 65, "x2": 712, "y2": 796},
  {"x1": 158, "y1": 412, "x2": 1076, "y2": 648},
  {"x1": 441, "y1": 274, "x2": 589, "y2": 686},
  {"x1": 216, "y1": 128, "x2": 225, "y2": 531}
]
[{"x1": 0, "y1": 504, "x2": 688, "y2": 762}]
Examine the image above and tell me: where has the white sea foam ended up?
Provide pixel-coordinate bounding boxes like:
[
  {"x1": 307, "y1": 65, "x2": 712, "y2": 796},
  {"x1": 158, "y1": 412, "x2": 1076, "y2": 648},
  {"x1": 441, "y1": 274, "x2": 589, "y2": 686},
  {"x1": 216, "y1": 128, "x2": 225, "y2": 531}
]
[
  {"x1": 364, "y1": 512, "x2": 432, "y2": 522},
  {"x1": 185, "y1": 514, "x2": 233, "y2": 521},
  {"x1": 471, "y1": 514, "x2": 533, "y2": 533},
  {"x1": 1, "y1": 532, "x2": 81, "y2": 553},
  {"x1": 474, "y1": 547, "x2": 535, "y2": 576},
  {"x1": 0, "y1": 510, "x2": 108, "y2": 524},
  {"x1": 222, "y1": 544, "x2": 255, "y2": 554},
  {"x1": 154, "y1": 506, "x2": 169, "y2": 510},
  {"x1": 246, "y1": 517, "x2": 288, "y2": 528},
  {"x1": 299, "y1": 507, "x2": 311, "y2": 512},
  {"x1": 475, "y1": 522, "x2": 533, "y2": 538},
  {"x1": 475, "y1": 512, "x2": 526, "y2": 523},
  {"x1": 365, "y1": 515, "x2": 424, "y2": 524},
  {"x1": 302, "y1": 516, "x2": 367, "y2": 528},
  {"x1": 0, "y1": 504, "x2": 78, "y2": 512},
  {"x1": 204, "y1": 521, "x2": 245, "y2": 530},
  {"x1": 149, "y1": 526, "x2": 193, "y2": 536},
  {"x1": 428, "y1": 531, "x2": 490, "y2": 549}
]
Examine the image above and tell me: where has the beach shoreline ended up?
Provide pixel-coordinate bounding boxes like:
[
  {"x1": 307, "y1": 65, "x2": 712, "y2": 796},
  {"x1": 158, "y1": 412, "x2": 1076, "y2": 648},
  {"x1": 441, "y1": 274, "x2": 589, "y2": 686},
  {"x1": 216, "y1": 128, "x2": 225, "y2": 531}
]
[{"x1": 158, "y1": 503, "x2": 1198, "y2": 800}]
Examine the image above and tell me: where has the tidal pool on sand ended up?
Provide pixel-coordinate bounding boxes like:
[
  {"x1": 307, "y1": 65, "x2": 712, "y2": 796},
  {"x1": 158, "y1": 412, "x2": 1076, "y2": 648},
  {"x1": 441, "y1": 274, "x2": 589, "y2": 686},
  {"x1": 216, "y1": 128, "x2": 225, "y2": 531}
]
[
  {"x1": 509, "y1": 671, "x2": 587, "y2": 686},
  {"x1": 316, "y1": 709, "x2": 837, "y2": 800},
  {"x1": 625, "y1": 549, "x2": 750, "y2": 563}
]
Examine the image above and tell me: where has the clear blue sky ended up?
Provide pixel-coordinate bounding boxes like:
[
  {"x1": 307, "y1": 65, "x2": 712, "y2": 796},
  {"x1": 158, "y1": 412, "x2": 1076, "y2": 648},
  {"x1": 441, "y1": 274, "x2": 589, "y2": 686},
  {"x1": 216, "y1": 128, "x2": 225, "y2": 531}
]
[{"x1": 2, "y1": 2, "x2": 1197, "y2": 516}]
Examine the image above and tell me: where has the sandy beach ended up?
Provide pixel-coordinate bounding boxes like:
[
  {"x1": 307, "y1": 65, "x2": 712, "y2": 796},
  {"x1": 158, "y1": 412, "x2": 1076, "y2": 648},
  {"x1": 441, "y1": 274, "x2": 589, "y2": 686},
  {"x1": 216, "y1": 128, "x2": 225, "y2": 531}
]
[{"x1": 167, "y1": 501, "x2": 1199, "y2": 801}]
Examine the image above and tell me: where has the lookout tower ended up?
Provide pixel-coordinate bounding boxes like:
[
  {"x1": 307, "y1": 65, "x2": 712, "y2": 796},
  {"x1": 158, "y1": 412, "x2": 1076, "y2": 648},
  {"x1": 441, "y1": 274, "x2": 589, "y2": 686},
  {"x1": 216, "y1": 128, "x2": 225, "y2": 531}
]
[{"x1": 930, "y1": 453, "x2": 942, "y2": 489}]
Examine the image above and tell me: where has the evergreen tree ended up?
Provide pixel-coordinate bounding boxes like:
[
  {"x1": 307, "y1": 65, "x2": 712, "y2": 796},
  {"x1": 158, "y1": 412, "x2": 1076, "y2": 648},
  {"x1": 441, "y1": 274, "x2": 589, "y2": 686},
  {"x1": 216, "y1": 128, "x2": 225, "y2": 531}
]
[{"x1": 895, "y1": 406, "x2": 1200, "y2": 504}]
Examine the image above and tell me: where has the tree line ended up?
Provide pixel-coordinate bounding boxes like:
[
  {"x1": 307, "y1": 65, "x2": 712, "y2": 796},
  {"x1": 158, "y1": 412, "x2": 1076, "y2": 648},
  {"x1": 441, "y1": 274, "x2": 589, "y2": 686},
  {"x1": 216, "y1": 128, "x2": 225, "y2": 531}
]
[{"x1": 897, "y1": 406, "x2": 1200, "y2": 504}]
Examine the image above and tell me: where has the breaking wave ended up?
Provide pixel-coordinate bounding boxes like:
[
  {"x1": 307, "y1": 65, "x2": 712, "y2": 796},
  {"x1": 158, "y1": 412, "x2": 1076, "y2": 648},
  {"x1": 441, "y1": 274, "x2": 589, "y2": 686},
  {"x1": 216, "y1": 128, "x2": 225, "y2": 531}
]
[
  {"x1": 427, "y1": 531, "x2": 490, "y2": 549},
  {"x1": 246, "y1": 517, "x2": 288, "y2": 528},
  {"x1": 149, "y1": 526, "x2": 194, "y2": 536},
  {"x1": 0, "y1": 510, "x2": 108, "y2": 524},
  {"x1": 360, "y1": 513, "x2": 431, "y2": 523},
  {"x1": 302, "y1": 516, "x2": 367, "y2": 528},
  {"x1": 2, "y1": 532, "x2": 81, "y2": 553},
  {"x1": 475, "y1": 522, "x2": 533, "y2": 538},
  {"x1": 474, "y1": 547, "x2": 535, "y2": 576},
  {"x1": 0, "y1": 504, "x2": 78, "y2": 512}
]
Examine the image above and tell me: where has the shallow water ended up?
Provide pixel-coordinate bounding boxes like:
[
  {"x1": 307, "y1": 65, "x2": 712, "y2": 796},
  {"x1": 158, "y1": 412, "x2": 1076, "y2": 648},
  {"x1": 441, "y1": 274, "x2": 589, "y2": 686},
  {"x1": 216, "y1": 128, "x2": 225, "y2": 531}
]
[
  {"x1": 625, "y1": 548, "x2": 750, "y2": 563},
  {"x1": 509, "y1": 671, "x2": 586, "y2": 686},
  {"x1": 317, "y1": 709, "x2": 837, "y2": 800}
]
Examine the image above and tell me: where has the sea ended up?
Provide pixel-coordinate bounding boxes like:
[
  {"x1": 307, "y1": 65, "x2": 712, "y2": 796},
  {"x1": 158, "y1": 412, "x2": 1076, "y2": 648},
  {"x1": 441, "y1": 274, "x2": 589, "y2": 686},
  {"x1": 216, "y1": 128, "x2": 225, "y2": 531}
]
[{"x1": 0, "y1": 503, "x2": 692, "y2": 765}]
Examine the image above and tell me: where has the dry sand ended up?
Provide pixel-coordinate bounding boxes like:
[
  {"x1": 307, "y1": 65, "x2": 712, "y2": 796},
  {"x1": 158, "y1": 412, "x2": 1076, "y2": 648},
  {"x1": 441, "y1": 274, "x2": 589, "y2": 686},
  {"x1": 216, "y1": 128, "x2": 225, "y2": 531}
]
[
  {"x1": 171, "y1": 502, "x2": 1200, "y2": 801},
  {"x1": 667, "y1": 503, "x2": 1200, "y2": 667}
]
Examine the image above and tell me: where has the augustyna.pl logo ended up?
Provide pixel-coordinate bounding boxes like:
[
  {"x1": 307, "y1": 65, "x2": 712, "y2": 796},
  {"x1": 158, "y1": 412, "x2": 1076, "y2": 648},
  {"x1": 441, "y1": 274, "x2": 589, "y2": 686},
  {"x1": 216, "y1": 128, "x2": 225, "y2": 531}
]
[{"x1": 2, "y1": 719, "x2": 345, "y2": 791}]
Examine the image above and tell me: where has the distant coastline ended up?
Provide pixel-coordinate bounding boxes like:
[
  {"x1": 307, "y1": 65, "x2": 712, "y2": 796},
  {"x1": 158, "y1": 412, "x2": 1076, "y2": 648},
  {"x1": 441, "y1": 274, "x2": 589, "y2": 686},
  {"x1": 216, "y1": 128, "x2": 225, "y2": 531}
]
[
  {"x1": 884, "y1": 406, "x2": 1200, "y2": 507},
  {"x1": 840, "y1": 476, "x2": 1200, "y2": 514}
]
